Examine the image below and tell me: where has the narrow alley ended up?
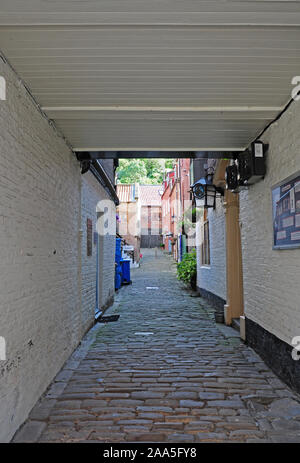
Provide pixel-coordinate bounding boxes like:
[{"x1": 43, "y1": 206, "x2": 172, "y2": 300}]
[{"x1": 14, "y1": 250, "x2": 300, "y2": 443}]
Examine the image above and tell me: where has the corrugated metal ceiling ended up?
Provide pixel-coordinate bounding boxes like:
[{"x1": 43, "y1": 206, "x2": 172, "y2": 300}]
[{"x1": 0, "y1": 1, "x2": 300, "y2": 152}]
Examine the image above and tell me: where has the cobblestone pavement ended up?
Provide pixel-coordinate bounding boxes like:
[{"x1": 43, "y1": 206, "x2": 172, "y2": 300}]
[{"x1": 13, "y1": 249, "x2": 300, "y2": 443}]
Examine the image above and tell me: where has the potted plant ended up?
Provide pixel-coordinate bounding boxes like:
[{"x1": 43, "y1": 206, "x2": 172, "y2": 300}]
[{"x1": 177, "y1": 249, "x2": 197, "y2": 290}]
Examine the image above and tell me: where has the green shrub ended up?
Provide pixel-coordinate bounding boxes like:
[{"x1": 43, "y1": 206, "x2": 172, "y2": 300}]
[{"x1": 177, "y1": 249, "x2": 197, "y2": 287}]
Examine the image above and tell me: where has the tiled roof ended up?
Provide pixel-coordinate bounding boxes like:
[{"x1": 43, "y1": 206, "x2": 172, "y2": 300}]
[
  {"x1": 139, "y1": 185, "x2": 162, "y2": 206},
  {"x1": 116, "y1": 184, "x2": 136, "y2": 203}
]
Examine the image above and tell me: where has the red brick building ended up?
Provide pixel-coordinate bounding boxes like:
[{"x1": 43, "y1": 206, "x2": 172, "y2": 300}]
[
  {"x1": 162, "y1": 170, "x2": 176, "y2": 254},
  {"x1": 117, "y1": 184, "x2": 163, "y2": 253},
  {"x1": 161, "y1": 159, "x2": 191, "y2": 260},
  {"x1": 116, "y1": 184, "x2": 141, "y2": 262},
  {"x1": 140, "y1": 185, "x2": 163, "y2": 248}
]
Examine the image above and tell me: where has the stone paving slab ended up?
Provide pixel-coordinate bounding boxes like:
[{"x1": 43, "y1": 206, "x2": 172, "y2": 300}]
[{"x1": 12, "y1": 249, "x2": 300, "y2": 443}]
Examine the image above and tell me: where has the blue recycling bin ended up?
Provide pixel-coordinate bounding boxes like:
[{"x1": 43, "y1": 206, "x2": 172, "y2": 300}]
[
  {"x1": 115, "y1": 238, "x2": 122, "y2": 263},
  {"x1": 115, "y1": 238, "x2": 123, "y2": 290},
  {"x1": 115, "y1": 263, "x2": 122, "y2": 290},
  {"x1": 120, "y1": 259, "x2": 131, "y2": 285}
]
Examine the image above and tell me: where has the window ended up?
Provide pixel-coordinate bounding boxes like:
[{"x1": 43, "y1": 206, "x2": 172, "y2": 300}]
[{"x1": 201, "y1": 219, "x2": 210, "y2": 266}]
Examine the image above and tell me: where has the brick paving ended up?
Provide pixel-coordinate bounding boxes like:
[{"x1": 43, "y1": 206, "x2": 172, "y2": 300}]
[{"x1": 13, "y1": 249, "x2": 300, "y2": 442}]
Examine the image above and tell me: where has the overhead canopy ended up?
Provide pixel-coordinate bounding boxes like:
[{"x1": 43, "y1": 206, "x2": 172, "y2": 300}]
[{"x1": 0, "y1": 1, "x2": 300, "y2": 153}]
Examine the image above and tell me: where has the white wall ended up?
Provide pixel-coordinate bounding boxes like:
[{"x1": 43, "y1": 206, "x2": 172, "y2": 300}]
[
  {"x1": 81, "y1": 172, "x2": 115, "y2": 328},
  {"x1": 240, "y1": 100, "x2": 300, "y2": 345},
  {"x1": 0, "y1": 59, "x2": 81, "y2": 442},
  {"x1": 0, "y1": 60, "x2": 115, "y2": 442},
  {"x1": 196, "y1": 199, "x2": 227, "y2": 301}
]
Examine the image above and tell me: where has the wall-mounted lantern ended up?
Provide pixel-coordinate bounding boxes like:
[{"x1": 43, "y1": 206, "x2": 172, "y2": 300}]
[{"x1": 191, "y1": 178, "x2": 223, "y2": 209}]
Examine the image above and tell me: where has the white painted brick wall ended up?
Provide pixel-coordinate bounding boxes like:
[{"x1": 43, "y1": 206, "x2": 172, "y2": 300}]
[
  {"x1": 81, "y1": 171, "x2": 116, "y2": 332},
  {"x1": 0, "y1": 60, "x2": 81, "y2": 442},
  {"x1": 196, "y1": 199, "x2": 227, "y2": 301},
  {"x1": 0, "y1": 60, "x2": 116, "y2": 442},
  {"x1": 240, "y1": 100, "x2": 300, "y2": 345}
]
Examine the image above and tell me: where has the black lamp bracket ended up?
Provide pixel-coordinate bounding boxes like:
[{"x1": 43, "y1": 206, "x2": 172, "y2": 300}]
[
  {"x1": 215, "y1": 186, "x2": 225, "y2": 196},
  {"x1": 80, "y1": 160, "x2": 91, "y2": 174}
]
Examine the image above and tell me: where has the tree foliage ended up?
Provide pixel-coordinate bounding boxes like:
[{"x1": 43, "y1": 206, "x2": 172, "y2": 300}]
[{"x1": 116, "y1": 158, "x2": 174, "y2": 184}]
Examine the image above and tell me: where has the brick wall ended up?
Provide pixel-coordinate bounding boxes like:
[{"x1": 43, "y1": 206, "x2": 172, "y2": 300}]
[
  {"x1": 0, "y1": 59, "x2": 80, "y2": 442},
  {"x1": 0, "y1": 59, "x2": 115, "y2": 441},
  {"x1": 240, "y1": 100, "x2": 300, "y2": 346},
  {"x1": 196, "y1": 199, "x2": 227, "y2": 301},
  {"x1": 81, "y1": 171, "x2": 116, "y2": 330},
  {"x1": 117, "y1": 201, "x2": 141, "y2": 261}
]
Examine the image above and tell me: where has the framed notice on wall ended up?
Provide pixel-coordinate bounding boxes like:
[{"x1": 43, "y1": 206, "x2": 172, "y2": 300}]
[{"x1": 272, "y1": 171, "x2": 300, "y2": 249}]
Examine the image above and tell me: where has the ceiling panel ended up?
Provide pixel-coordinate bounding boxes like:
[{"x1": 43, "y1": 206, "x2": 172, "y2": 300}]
[{"x1": 0, "y1": 1, "x2": 299, "y2": 152}]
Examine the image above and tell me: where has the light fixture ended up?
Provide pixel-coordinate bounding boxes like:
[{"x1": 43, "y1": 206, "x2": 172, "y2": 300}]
[
  {"x1": 191, "y1": 178, "x2": 223, "y2": 209},
  {"x1": 225, "y1": 163, "x2": 239, "y2": 192},
  {"x1": 225, "y1": 142, "x2": 267, "y2": 192}
]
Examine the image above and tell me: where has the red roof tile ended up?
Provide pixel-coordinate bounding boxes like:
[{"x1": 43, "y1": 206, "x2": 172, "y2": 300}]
[
  {"x1": 116, "y1": 184, "x2": 136, "y2": 203},
  {"x1": 139, "y1": 185, "x2": 162, "y2": 206}
]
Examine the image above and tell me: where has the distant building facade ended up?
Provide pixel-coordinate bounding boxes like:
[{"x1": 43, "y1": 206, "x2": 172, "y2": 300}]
[
  {"x1": 140, "y1": 185, "x2": 163, "y2": 248},
  {"x1": 161, "y1": 159, "x2": 191, "y2": 261},
  {"x1": 116, "y1": 183, "x2": 141, "y2": 262},
  {"x1": 116, "y1": 183, "x2": 163, "y2": 254}
]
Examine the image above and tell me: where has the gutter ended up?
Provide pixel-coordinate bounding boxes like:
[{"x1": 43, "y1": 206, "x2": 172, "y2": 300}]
[
  {"x1": 90, "y1": 161, "x2": 119, "y2": 205},
  {"x1": 77, "y1": 155, "x2": 119, "y2": 205}
]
